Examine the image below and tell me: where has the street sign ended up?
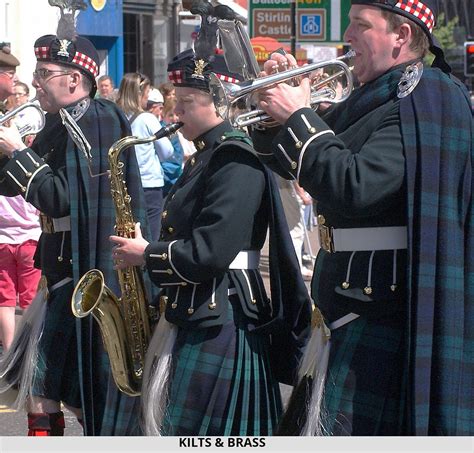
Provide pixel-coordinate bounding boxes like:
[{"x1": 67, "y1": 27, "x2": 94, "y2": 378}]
[{"x1": 248, "y1": 0, "x2": 350, "y2": 43}]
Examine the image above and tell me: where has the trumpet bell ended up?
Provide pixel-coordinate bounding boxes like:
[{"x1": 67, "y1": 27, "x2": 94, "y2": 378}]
[
  {"x1": 0, "y1": 101, "x2": 45, "y2": 137},
  {"x1": 210, "y1": 50, "x2": 355, "y2": 128},
  {"x1": 209, "y1": 74, "x2": 253, "y2": 121}
]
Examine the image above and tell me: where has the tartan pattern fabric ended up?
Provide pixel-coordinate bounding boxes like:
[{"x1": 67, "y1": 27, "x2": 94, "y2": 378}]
[
  {"x1": 324, "y1": 65, "x2": 473, "y2": 434},
  {"x1": 31, "y1": 281, "x2": 81, "y2": 409},
  {"x1": 162, "y1": 301, "x2": 283, "y2": 436},
  {"x1": 322, "y1": 314, "x2": 406, "y2": 435},
  {"x1": 66, "y1": 99, "x2": 150, "y2": 435},
  {"x1": 401, "y1": 69, "x2": 473, "y2": 435}
]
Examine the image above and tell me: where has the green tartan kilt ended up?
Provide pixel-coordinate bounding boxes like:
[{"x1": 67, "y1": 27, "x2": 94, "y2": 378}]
[
  {"x1": 32, "y1": 280, "x2": 81, "y2": 408},
  {"x1": 321, "y1": 312, "x2": 407, "y2": 435},
  {"x1": 162, "y1": 296, "x2": 283, "y2": 436}
]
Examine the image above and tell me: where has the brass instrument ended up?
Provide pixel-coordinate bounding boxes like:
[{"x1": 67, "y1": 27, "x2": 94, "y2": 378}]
[
  {"x1": 209, "y1": 51, "x2": 355, "y2": 128},
  {"x1": 71, "y1": 122, "x2": 183, "y2": 396},
  {"x1": 0, "y1": 100, "x2": 45, "y2": 137}
]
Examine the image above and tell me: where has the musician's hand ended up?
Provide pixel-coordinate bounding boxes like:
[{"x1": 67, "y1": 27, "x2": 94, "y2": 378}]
[
  {"x1": 263, "y1": 52, "x2": 297, "y2": 75},
  {"x1": 110, "y1": 222, "x2": 149, "y2": 269},
  {"x1": 257, "y1": 78, "x2": 311, "y2": 125},
  {"x1": 257, "y1": 52, "x2": 311, "y2": 125},
  {"x1": 0, "y1": 123, "x2": 26, "y2": 157}
]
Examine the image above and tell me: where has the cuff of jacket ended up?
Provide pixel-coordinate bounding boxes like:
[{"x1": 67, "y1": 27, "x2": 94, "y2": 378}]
[
  {"x1": 145, "y1": 240, "x2": 199, "y2": 286},
  {"x1": 272, "y1": 108, "x2": 335, "y2": 180},
  {"x1": 1, "y1": 148, "x2": 47, "y2": 195}
]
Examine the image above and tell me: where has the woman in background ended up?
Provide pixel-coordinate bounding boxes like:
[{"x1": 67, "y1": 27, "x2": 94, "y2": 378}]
[{"x1": 117, "y1": 73, "x2": 174, "y2": 240}]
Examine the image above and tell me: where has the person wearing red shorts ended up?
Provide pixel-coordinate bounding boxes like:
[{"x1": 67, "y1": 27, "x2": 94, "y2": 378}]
[{"x1": 0, "y1": 195, "x2": 41, "y2": 351}]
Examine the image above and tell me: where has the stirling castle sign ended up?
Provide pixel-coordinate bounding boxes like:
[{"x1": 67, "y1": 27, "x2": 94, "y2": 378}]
[{"x1": 249, "y1": 0, "x2": 350, "y2": 43}]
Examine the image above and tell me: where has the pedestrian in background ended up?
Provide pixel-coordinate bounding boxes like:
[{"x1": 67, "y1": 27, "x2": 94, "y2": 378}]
[{"x1": 117, "y1": 72, "x2": 174, "y2": 240}]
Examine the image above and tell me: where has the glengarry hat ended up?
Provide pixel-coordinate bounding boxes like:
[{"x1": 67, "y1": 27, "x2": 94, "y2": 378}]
[
  {"x1": 34, "y1": 34, "x2": 100, "y2": 85},
  {"x1": 0, "y1": 43, "x2": 19, "y2": 69},
  {"x1": 351, "y1": 0, "x2": 451, "y2": 73},
  {"x1": 33, "y1": 1, "x2": 99, "y2": 95},
  {"x1": 167, "y1": 49, "x2": 243, "y2": 92}
]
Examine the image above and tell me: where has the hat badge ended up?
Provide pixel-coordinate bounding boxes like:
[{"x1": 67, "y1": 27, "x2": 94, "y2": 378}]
[
  {"x1": 192, "y1": 59, "x2": 207, "y2": 80},
  {"x1": 57, "y1": 39, "x2": 72, "y2": 58}
]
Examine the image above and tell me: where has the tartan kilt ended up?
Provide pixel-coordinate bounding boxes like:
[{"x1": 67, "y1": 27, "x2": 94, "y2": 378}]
[
  {"x1": 321, "y1": 312, "x2": 406, "y2": 435},
  {"x1": 32, "y1": 280, "x2": 81, "y2": 408},
  {"x1": 99, "y1": 375, "x2": 142, "y2": 435},
  {"x1": 162, "y1": 296, "x2": 283, "y2": 436}
]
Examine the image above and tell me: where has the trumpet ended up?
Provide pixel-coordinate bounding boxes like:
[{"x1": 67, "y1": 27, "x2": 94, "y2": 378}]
[
  {"x1": 0, "y1": 99, "x2": 45, "y2": 137},
  {"x1": 209, "y1": 51, "x2": 355, "y2": 128}
]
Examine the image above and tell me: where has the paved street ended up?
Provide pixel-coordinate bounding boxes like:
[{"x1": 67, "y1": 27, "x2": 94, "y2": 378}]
[{"x1": 0, "y1": 228, "x2": 319, "y2": 436}]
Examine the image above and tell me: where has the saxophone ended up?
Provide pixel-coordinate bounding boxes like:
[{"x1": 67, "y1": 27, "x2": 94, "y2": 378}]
[{"x1": 71, "y1": 122, "x2": 183, "y2": 396}]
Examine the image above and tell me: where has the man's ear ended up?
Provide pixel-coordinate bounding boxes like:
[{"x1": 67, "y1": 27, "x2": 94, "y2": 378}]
[
  {"x1": 69, "y1": 71, "x2": 82, "y2": 88},
  {"x1": 394, "y1": 22, "x2": 412, "y2": 49}
]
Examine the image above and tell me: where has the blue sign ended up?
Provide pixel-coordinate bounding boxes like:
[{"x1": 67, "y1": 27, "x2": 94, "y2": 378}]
[
  {"x1": 77, "y1": 0, "x2": 122, "y2": 37},
  {"x1": 300, "y1": 13, "x2": 324, "y2": 39}
]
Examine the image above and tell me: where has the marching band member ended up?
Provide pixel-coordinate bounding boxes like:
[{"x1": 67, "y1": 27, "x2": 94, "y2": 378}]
[
  {"x1": 254, "y1": 0, "x2": 473, "y2": 436},
  {"x1": 110, "y1": 46, "x2": 311, "y2": 435},
  {"x1": 0, "y1": 29, "x2": 147, "y2": 436}
]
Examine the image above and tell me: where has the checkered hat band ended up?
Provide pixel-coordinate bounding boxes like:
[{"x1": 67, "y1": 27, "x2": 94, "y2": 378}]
[
  {"x1": 72, "y1": 52, "x2": 99, "y2": 77},
  {"x1": 396, "y1": 0, "x2": 434, "y2": 32},
  {"x1": 168, "y1": 70, "x2": 239, "y2": 85},
  {"x1": 215, "y1": 73, "x2": 240, "y2": 84},
  {"x1": 34, "y1": 47, "x2": 99, "y2": 77},
  {"x1": 34, "y1": 47, "x2": 50, "y2": 59},
  {"x1": 168, "y1": 70, "x2": 183, "y2": 84}
]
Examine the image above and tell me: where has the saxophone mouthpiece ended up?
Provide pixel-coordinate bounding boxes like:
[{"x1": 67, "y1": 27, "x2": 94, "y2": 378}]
[{"x1": 154, "y1": 122, "x2": 184, "y2": 140}]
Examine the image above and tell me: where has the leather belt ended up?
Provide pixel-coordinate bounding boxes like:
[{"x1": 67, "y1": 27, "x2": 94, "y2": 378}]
[
  {"x1": 39, "y1": 214, "x2": 71, "y2": 234},
  {"x1": 318, "y1": 225, "x2": 407, "y2": 253},
  {"x1": 228, "y1": 250, "x2": 260, "y2": 270}
]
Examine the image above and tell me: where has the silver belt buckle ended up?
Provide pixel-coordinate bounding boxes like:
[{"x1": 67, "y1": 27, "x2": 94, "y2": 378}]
[{"x1": 318, "y1": 224, "x2": 335, "y2": 253}]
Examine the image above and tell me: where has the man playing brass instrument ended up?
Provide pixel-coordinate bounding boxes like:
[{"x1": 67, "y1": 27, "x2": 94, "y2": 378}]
[
  {"x1": 0, "y1": 31, "x2": 147, "y2": 436},
  {"x1": 253, "y1": 0, "x2": 473, "y2": 436}
]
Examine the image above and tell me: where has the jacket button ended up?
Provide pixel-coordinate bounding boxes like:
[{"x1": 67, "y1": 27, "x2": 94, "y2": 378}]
[
  {"x1": 162, "y1": 210, "x2": 168, "y2": 218},
  {"x1": 166, "y1": 269, "x2": 173, "y2": 275},
  {"x1": 317, "y1": 214, "x2": 326, "y2": 225},
  {"x1": 168, "y1": 226, "x2": 174, "y2": 234}
]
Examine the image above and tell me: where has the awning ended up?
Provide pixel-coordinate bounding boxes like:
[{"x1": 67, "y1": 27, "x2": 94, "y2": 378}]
[{"x1": 123, "y1": 0, "x2": 157, "y2": 14}]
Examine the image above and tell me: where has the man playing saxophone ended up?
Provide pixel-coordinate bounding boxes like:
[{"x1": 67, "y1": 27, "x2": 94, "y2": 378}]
[{"x1": 0, "y1": 30, "x2": 147, "y2": 436}]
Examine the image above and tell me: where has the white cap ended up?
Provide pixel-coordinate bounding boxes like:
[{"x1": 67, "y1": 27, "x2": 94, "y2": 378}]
[{"x1": 148, "y1": 88, "x2": 164, "y2": 104}]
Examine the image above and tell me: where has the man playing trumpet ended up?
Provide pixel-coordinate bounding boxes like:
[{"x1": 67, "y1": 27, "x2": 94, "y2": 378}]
[{"x1": 253, "y1": 0, "x2": 473, "y2": 436}]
